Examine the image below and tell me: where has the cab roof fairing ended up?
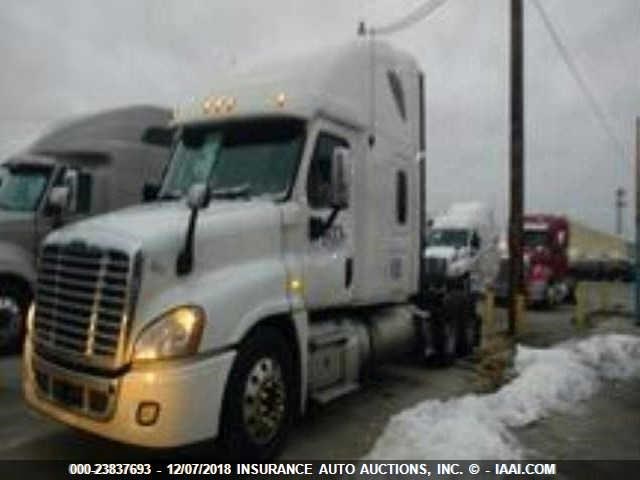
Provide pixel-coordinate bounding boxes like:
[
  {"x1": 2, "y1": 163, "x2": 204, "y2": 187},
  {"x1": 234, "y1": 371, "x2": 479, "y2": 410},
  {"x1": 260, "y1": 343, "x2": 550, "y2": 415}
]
[
  {"x1": 3, "y1": 153, "x2": 58, "y2": 168},
  {"x1": 29, "y1": 105, "x2": 171, "y2": 151},
  {"x1": 171, "y1": 90, "x2": 367, "y2": 132},
  {"x1": 433, "y1": 204, "x2": 493, "y2": 231},
  {"x1": 171, "y1": 39, "x2": 420, "y2": 138}
]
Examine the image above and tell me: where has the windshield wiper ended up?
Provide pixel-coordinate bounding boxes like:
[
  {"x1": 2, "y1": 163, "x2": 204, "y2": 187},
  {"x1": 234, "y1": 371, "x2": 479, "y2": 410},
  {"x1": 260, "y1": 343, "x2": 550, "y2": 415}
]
[{"x1": 210, "y1": 183, "x2": 252, "y2": 200}]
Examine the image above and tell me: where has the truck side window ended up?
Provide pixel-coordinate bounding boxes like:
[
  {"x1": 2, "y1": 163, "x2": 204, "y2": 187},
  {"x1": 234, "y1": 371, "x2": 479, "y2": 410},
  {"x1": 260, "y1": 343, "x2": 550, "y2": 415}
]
[
  {"x1": 76, "y1": 172, "x2": 92, "y2": 213},
  {"x1": 471, "y1": 231, "x2": 481, "y2": 250},
  {"x1": 396, "y1": 170, "x2": 407, "y2": 225},
  {"x1": 387, "y1": 70, "x2": 407, "y2": 122},
  {"x1": 307, "y1": 133, "x2": 349, "y2": 209},
  {"x1": 60, "y1": 169, "x2": 92, "y2": 214}
]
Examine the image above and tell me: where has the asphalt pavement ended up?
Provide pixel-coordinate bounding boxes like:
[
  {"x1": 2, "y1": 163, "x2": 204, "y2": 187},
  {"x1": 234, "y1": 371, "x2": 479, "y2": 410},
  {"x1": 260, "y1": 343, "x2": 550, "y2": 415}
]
[{"x1": 0, "y1": 284, "x2": 637, "y2": 465}]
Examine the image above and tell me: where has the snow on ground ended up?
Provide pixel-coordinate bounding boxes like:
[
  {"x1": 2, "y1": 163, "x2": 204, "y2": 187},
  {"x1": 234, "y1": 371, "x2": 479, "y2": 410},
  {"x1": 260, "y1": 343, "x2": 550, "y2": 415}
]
[{"x1": 366, "y1": 334, "x2": 640, "y2": 460}]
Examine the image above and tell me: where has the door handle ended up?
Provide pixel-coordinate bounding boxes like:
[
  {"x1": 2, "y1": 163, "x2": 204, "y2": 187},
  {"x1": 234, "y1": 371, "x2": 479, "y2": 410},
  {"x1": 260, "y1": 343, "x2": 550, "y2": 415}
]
[{"x1": 345, "y1": 257, "x2": 353, "y2": 288}]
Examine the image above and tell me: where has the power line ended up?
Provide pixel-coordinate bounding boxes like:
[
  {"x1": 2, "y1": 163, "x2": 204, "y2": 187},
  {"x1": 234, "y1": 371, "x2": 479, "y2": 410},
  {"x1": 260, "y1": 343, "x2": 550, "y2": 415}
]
[
  {"x1": 531, "y1": 0, "x2": 626, "y2": 160},
  {"x1": 369, "y1": 0, "x2": 448, "y2": 35}
]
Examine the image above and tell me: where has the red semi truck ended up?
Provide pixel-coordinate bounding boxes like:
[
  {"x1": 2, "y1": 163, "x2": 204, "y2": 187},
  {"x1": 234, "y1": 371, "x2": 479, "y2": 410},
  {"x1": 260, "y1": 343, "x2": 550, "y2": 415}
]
[
  {"x1": 496, "y1": 214, "x2": 573, "y2": 307},
  {"x1": 522, "y1": 214, "x2": 573, "y2": 306}
]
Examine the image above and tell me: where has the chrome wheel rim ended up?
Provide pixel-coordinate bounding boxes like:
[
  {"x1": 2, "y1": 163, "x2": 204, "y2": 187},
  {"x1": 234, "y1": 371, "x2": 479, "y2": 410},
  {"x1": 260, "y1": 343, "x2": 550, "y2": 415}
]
[
  {"x1": 242, "y1": 357, "x2": 286, "y2": 445},
  {"x1": 0, "y1": 296, "x2": 21, "y2": 344}
]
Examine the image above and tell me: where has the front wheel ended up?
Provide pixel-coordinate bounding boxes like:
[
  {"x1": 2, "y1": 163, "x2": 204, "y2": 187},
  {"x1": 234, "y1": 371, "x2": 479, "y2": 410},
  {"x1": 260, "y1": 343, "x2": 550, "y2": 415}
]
[
  {"x1": 433, "y1": 318, "x2": 456, "y2": 365},
  {"x1": 219, "y1": 327, "x2": 294, "y2": 460},
  {"x1": 543, "y1": 283, "x2": 557, "y2": 310},
  {"x1": 0, "y1": 285, "x2": 29, "y2": 353},
  {"x1": 456, "y1": 298, "x2": 477, "y2": 357},
  {"x1": 433, "y1": 294, "x2": 464, "y2": 365}
]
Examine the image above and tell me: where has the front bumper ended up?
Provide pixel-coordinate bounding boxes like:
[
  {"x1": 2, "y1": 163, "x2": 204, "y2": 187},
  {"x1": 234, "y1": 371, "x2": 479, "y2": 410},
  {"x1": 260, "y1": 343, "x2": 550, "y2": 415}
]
[
  {"x1": 527, "y1": 280, "x2": 548, "y2": 303},
  {"x1": 23, "y1": 339, "x2": 236, "y2": 448}
]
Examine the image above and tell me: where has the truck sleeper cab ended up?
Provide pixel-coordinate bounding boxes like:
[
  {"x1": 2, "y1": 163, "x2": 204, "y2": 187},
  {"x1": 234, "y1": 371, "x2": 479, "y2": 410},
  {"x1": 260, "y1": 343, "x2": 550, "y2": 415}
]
[{"x1": 23, "y1": 41, "x2": 478, "y2": 459}]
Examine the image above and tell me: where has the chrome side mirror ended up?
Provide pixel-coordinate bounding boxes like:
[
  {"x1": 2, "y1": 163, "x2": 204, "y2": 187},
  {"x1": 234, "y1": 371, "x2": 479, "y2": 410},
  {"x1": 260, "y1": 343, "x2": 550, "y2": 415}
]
[
  {"x1": 186, "y1": 183, "x2": 210, "y2": 210},
  {"x1": 48, "y1": 186, "x2": 71, "y2": 212}
]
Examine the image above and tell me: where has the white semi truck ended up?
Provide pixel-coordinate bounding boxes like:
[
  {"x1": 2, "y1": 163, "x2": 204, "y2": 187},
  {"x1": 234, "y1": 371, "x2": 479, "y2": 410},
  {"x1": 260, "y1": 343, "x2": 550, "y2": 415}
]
[
  {"x1": 23, "y1": 40, "x2": 478, "y2": 459},
  {"x1": 424, "y1": 202, "x2": 499, "y2": 295}
]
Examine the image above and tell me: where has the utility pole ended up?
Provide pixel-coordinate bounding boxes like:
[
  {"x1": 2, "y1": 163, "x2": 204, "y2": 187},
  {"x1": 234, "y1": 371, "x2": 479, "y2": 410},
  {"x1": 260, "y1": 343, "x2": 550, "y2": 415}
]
[
  {"x1": 615, "y1": 187, "x2": 626, "y2": 236},
  {"x1": 635, "y1": 117, "x2": 640, "y2": 326},
  {"x1": 508, "y1": 0, "x2": 525, "y2": 336}
]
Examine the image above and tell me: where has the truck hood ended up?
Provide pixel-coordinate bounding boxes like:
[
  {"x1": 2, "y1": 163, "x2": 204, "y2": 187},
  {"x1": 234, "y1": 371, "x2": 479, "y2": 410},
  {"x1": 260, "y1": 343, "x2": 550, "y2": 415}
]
[
  {"x1": 424, "y1": 245, "x2": 459, "y2": 261},
  {"x1": 46, "y1": 199, "x2": 285, "y2": 324},
  {"x1": 524, "y1": 246, "x2": 551, "y2": 265},
  {"x1": 47, "y1": 199, "x2": 281, "y2": 253},
  {"x1": 424, "y1": 245, "x2": 474, "y2": 279},
  {"x1": 0, "y1": 210, "x2": 35, "y2": 249}
]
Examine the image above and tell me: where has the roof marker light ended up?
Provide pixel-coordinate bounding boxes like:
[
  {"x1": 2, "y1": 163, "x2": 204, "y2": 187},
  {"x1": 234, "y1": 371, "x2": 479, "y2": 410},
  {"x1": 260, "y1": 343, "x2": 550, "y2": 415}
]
[
  {"x1": 224, "y1": 96, "x2": 236, "y2": 112},
  {"x1": 203, "y1": 97, "x2": 214, "y2": 114},
  {"x1": 214, "y1": 97, "x2": 225, "y2": 113},
  {"x1": 275, "y1": 92, "x2": 287, "y2": 108},
  {"x1": 288, "y1": 277, "x2": 303, "y2": 293}
]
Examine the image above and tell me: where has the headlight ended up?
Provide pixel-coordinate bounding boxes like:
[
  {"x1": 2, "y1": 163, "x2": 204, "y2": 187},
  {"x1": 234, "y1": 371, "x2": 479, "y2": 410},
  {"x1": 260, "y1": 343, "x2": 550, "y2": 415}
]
[{"x1": 133, "y1": 306, "x2": 205, "y2": 362}]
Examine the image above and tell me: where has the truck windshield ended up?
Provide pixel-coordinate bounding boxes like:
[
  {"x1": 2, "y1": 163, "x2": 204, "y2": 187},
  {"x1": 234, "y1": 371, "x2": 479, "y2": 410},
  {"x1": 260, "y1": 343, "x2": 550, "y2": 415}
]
[
  {"x1": 427, "y1": 229, "x2": 468, "y2": 248},
  {"x1": 0, "y1": 165, "x2": 52, "y2": 212},
  {"x1": 161, "y1": 118, "x2": 305, "y2": 201},
  {"x1": 524, "y1": 230, "x2": 549, "y2": 248}
]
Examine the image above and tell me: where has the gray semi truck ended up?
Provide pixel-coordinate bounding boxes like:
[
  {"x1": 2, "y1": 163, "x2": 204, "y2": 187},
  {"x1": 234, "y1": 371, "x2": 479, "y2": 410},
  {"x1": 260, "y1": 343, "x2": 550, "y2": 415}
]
[{"x1": 0, "y1": 106, "x2": 171, "y2": 350}]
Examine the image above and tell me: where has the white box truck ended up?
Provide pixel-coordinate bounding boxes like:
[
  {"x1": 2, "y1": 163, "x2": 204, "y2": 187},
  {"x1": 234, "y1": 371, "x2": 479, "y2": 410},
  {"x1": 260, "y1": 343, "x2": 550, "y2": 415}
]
[{"x1": 23, "y1": 41, "x2": 478, "y2": 459}]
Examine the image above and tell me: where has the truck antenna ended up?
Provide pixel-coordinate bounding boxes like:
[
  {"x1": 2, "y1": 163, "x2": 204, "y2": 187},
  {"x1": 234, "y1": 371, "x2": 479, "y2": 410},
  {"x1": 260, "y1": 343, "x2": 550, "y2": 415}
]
[{"x1": 368, "y1": 30, "x2": 377, "y2": 148}]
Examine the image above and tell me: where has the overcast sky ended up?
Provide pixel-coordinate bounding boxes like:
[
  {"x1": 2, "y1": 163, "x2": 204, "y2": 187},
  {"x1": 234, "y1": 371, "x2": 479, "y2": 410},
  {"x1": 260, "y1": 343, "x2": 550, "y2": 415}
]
[{"x1": 0, "y1": 0, "x2": 638, "y2": 235}]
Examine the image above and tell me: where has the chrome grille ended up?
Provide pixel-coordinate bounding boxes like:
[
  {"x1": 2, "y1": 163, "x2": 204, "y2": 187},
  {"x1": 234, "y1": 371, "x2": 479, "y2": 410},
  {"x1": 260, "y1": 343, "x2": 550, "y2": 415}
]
[
  {"x1": 424, "y1": 257, "x2": 448, "y2": 278},
  {"x1": 34, "y1": 242, "x2": 135, "y2": 368}
]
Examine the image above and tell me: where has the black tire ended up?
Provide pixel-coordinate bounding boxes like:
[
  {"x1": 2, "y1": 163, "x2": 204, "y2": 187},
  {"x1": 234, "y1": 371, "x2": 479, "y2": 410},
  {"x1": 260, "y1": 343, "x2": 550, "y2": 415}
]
[
  {"x1": 564, "y1": 278, "x2": 577, "y2": 305},
  {"x1": 433, "y1": 318, "x2": 456, "y2": 365},
  {"x1": 463, "y1": 274, "x2": 473, "y2": 295},
  {"x1": 0, "y1": 284, "x2": 29, "y2": 353},
  {"x1": 566, "y1": 286, "x2": 577, "y2": 305},
  {"x1": 456, "y1": 274, "x2": 471, "y2": 294},
  {"x1": 219, "y1": 327, "x2": 294, "y2": 460},
  {"x1": 472, "y1": 312, "x2": 482, "y2": 348},
  {"x1": 450, "y1": 292, "x2": 476, "y2": 357},
  {"x1": 433, "y1": 294, "x2": 463, "y2": 365},
  {"x1": 542, "y1": 283, "x2": 556, "y2": 310}
]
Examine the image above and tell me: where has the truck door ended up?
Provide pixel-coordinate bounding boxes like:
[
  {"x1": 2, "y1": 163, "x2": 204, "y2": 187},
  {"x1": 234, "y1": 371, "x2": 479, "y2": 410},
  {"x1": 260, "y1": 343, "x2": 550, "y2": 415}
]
[
  {"x1": 303, "y1": 127, "x2": 354, "y2": 310},
  {"x1": 387, "y1": 160, "x2": 413, "y2": 298}
]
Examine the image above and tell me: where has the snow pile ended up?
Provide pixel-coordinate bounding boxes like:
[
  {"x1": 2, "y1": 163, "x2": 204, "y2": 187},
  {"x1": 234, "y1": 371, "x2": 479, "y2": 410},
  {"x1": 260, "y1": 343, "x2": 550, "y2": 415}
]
[{"x1": 366, "y1": 334, "x2": 640, "y2": 460}]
